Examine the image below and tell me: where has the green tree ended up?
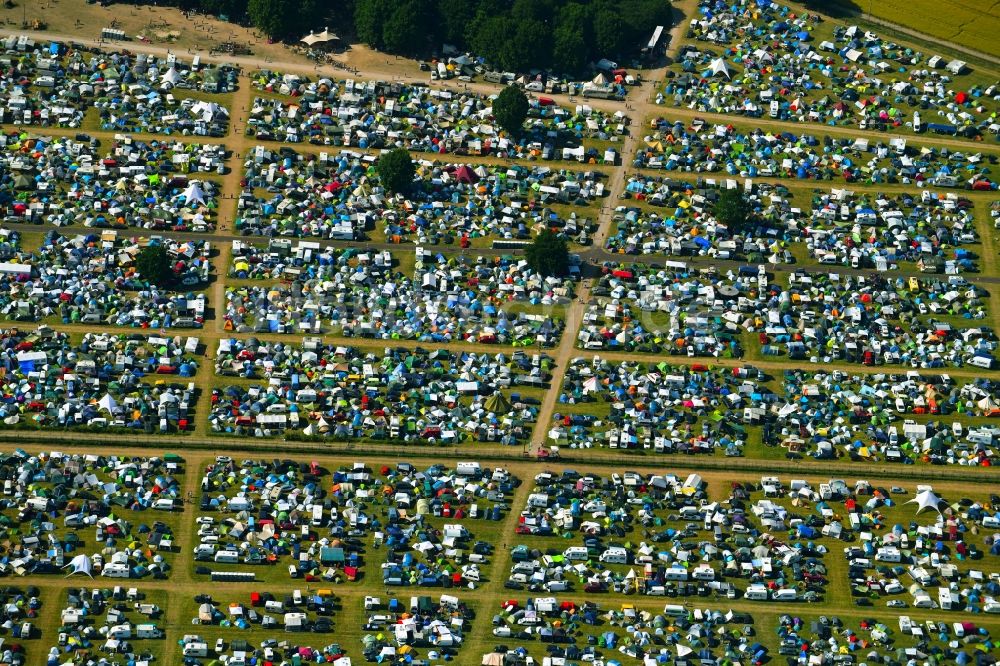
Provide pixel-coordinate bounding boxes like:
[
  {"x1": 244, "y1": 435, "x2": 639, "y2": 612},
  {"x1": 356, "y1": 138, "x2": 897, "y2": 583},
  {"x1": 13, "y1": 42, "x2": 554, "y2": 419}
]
[
  {"x1": 136, "y1": 245, "x2": 173, "y2": 288},
  {"x1": 437, "y1": 0, "x2": 477, "y2": 46},
  {"x1": 247, "y1": 0, "x2": 314, "y2": 39},
  {"x1": 525, "y1": 229, "x2": 569, "y2": 278},
  {"x1": 492, "y1": 85, "x2": 529, "y2": 136},
  {"x1": 551, "y1": 3, "x2": 592, "y2": 75},
  {"x1": 376, "y1": 148, "x2": 416, "y2": 194},
  {"x1": 714, "y1": 188, "x2": 754, "y2": 230},
  {"x1": 593, "y1": 7, "x2": 626, "y2": 57},
  {"x1": 382, "y1": 0, "x2": 427, "y2": 55},
  {"x1": 354, "y1": 0, "x2": 393, "y2": 49}
]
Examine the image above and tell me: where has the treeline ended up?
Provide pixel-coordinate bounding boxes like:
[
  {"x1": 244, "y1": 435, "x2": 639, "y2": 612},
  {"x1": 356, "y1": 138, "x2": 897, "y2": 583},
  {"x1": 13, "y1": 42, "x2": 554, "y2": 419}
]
[
  {"x1": 355, "y1": 0, "x2": 671, "y2": 74},
  {"x1": 129, "y1": 0, "x2": 671, "y2": 75}
]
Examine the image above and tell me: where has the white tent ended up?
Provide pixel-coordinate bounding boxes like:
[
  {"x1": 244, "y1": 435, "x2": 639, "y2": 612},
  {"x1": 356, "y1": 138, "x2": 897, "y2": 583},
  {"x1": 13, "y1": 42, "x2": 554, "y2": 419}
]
[
  {"x1": 160, "y1": 67, "x2": 180, "y2": 87},
  {"x1": 190, "y1": 101, "x2": 229, "y2": 123},
  {"x1": 64, "y1": 554, "x2": 94, "y2": 578},
  {"x1": 181, "y1": 181, "x2": 206, "y2": 207},
  {"x1": 709, "y1": 58, "x2": 731, "y2": 78},
  {"x1": 907, "y1": 489, "x2": 943, "y2": 514},
  {"x1": 978, "y1": 396, "x2": 999, "y2": 412},
  {"x1": 98, "y1": 394, "x2": 119, "y2": 414}
]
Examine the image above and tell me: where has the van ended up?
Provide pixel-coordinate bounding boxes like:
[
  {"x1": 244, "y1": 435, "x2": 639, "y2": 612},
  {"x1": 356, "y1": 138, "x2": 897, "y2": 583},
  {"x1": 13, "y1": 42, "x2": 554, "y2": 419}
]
[
  {"x1": 663, "y1": 604, "x2": 687, "y2": 617},
  {"x1": 214, "y1": 550, "x2": 239, "y2": 564},
  {"x1": 183, "y1": 642, "x2": 209, "y2": 657},
  {"x1": 665, "y1": 567, "x2": 689, "y2": 581},
  {"x1": 152, "y1": 498, "x2": 175, "y2": 511},
  {"x1": 744, "y1": 585, "x2": 769, "y2": 600},
  {"x1": 599, "y1": 547, "x2": 628, "y2": 564},
  {"x1": 455, "y1": 462, "x2": 481, "y2": 476},
  {"x1": 563, "y1": 547, "x2": 589, "y2": 561},
  {"x1": 136, "y1": 624, "x2": 162, "y2": 639},
  {"x1": 102, "y1": 563, "x2": 131, "y2": 578},
  {"x1": 773, "y1": 589, "x2": 797, "y2": 601},
  {"x1": 311, "y1": 505, "x2": 323, "y2": 527}
]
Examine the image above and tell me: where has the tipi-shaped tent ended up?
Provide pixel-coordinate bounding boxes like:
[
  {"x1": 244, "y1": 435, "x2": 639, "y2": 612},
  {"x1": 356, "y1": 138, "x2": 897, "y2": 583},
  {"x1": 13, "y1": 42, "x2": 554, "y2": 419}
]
[
  {"x1": 454, "y1": 165, "x2": 479, "y2": 184},
  {"x1": 978, "y1": 395, "x2": 1000, "y2": 416},
  {"x1": 907, "y1": 489, "x2": 944, "y2": 514},
  {"x1": 708, "y1": 58, "x2": 731, "y2": 78},
  {"x1": 484, "y1": 392, "x2": 511, "y2": 414}
]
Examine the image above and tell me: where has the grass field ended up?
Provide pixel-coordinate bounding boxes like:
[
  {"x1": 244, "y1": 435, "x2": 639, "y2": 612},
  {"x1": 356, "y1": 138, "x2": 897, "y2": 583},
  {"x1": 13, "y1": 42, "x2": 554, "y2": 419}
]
[{"x1": 811, "y1": 0, "x2": 1000, "y2": 60}]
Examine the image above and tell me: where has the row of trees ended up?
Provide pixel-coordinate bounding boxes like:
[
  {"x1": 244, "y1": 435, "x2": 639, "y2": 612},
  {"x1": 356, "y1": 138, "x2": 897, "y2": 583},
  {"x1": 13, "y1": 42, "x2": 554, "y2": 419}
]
[
  {"x1": 355, "y1": 0, "x2": 672, "y2": 75},
  {"x1": 137, "y1": 0, "x2": 670, "y2": 75}
]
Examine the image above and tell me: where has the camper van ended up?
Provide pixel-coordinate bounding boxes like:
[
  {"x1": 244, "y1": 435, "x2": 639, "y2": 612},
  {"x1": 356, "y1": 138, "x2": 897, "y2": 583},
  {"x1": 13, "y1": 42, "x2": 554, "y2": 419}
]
[{"x1": 455, "y1": 462, "x2": 481, "y2": 476}]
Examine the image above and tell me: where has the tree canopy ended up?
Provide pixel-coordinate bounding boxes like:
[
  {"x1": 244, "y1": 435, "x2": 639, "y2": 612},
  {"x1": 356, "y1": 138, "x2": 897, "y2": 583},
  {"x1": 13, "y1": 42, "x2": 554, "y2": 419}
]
[
  {"x1": 135, "y1": 245, "x2": 173, "y2": 288},
  {"x1": 525, "y1": 229, "x2": 570, "y2": 278},
  {"x1": 247, "y1": 0, "x2": 316, "y2": 39},
  {"x1": 714, "y1": 189, "x2": 754, "y2": 230},
  {"x1": 376, "y1": 148, "x2": 416, "y2": 195},
  {"x1": 137, "y1": 0, "x2": 670, "y2": 74},
  {"x1": 493, "y1": 86, "x2": 529, "y2": 136}
]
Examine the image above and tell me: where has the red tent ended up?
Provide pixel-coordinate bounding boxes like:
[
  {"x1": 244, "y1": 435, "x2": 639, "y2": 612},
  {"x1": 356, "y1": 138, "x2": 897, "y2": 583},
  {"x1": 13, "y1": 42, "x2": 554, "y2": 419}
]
[
  {"x1": 956, "y1": 91, "x2": 968, "y2": 104},
  {"x1": 454, "y1": 165, "x2": 479, "y2": 184}
]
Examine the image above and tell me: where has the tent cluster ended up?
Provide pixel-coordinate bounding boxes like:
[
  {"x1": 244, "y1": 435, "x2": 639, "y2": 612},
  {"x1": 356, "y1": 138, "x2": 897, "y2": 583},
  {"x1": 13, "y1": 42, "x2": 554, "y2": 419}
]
[
  {"x1": 362, "y1": 593, "x2": 472, "y2": 663},
  {"x1": 0, "y1": 586, "x2": 39, "y2": 664},
  {"x1": 606, "y1": 185, "x2": 792, "y2": 260},
  {"x1": 195, "y1": 457, "x2": 362, "y2": 581},
  {"x1": 377, "y1": 464, "x2": 513, "y2": 589},
  {"x1": 840, "y1": 488, "x2": 1000, "y2": 610},
  {"x1": 579, "y1": 261, "x2": 993, "y2": 367},
  {"x1": 609, "y1": 178, "x2": 979, "y2": 271},
  {"x1": 773, "y1": 613, "x2": 997, "y2": 666},
  {"x1": 0, "y1": 40, "x2": 237, "y2": 131},
  {"x1": 552, "y1": 358, "x2": 759, "y2": 454},
  {"x1": 209, "y1": 341, "x2": 545, "y2": 441},
  {"x1": 0, "y1": 133, "x2": 221, "y2": 231},
  {"x1": 181, "y1": 633, "x2": 350, "y2": 666},
  {"x1": 225, "y1": 243, "x2": 565, "y2": 344},
  {"x1": 0, "y1": 229, "x2": 209, "y2": 329},
  {"x1": 580, "y1": 266, "x2": 755, "y2": 356},
  {"x1": 660, "y1": 0, "x2": 997, "y2": 135},
  {"x1": 192, "y1": 589, "x2": 335, "y2": 633},
  {"x1": 805, "y1": 189, "x2": 979, "y2": 271},
  {"x1": 486, "y1": 600, "x2": 764, "y2": 665},
  {"x1": 0, "y1": 326, "x2": 198, "y2": 432},
  {"x1": 637, "y1": 118, "x2": 995, "y2": 188},
  {"x1": 244, "y1": 75, "x2": 628, "y2": 159},
  {"x1": 513, "y1": 470, "x2": 827, "y2": 600},
  {"x1": 49, "y1": 587, "x2": 164, "y2": 662},
  {"x1": 552, "y1": 355, "x2": 1000, "y2": 465},
  {"x1": 0, "y1": 449, "x2": 182, "y2": 578},
  {"x1": 236, "y1": 147, "x2": 598, "y2": 243}
]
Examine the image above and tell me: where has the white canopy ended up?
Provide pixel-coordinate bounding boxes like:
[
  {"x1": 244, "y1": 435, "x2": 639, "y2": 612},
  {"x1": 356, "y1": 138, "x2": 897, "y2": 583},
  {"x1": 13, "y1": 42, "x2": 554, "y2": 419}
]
[
  {"x1": 98, "y1": 393, "x2": 119, "y2": 414},
  {"x1": 907, "y1": 489, "x2": 943, "y2": 514},
  {"x1": 709, "y1": 57, "x2": 731, "y2": 78},
  {"x1": 160, "y1": 67, "x2": 180, "y2": 86},
  {"x1": 64, "y1": 553, "x2": 94, "y2": 578},
  {"x1": 181, "y1": 181, "x2": 206, "y2": 207}
]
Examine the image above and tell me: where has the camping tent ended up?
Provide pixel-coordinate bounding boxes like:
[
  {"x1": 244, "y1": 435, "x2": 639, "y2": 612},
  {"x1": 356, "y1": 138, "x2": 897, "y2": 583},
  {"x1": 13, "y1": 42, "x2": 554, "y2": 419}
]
[{"x1": 484, "y1": 392, "x2": 511, "y2": 414}]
